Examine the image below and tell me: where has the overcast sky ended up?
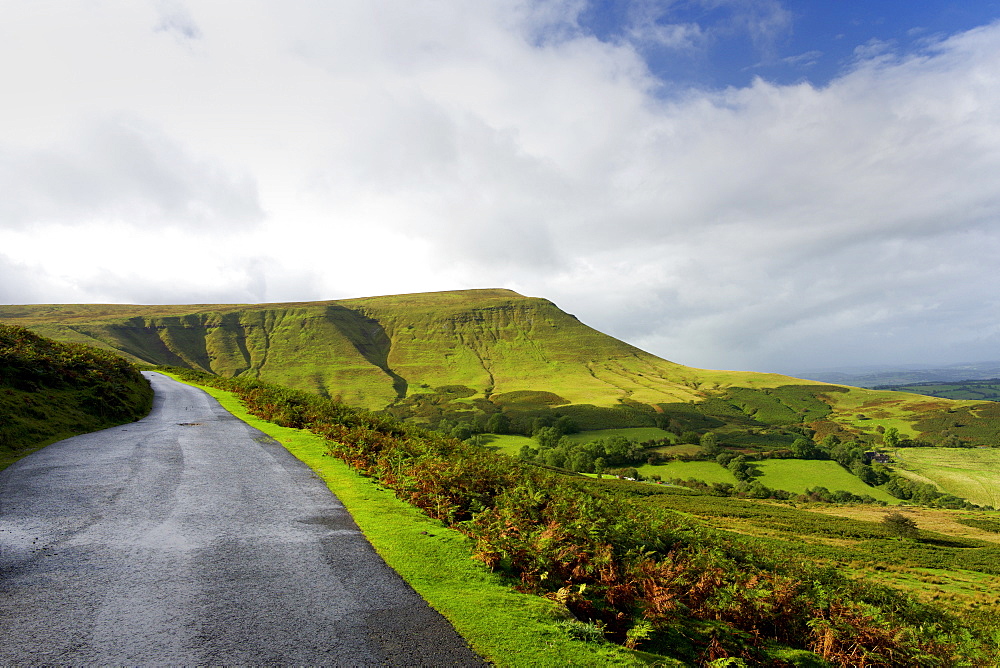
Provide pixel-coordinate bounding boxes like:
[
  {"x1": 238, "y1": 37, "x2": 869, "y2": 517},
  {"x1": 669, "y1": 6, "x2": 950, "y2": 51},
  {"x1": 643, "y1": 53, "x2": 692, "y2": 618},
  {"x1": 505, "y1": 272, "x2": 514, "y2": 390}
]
[{"x1": 2, "y1": 1, "x2": 1000, "y2": 375}]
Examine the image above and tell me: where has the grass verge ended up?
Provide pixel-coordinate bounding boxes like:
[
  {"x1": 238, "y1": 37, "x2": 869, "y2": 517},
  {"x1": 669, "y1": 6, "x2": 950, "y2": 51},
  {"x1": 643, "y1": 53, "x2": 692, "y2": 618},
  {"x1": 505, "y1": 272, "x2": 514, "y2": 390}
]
[{"x1": 168, "y1": 373, "x2": 663, "y2": 667}]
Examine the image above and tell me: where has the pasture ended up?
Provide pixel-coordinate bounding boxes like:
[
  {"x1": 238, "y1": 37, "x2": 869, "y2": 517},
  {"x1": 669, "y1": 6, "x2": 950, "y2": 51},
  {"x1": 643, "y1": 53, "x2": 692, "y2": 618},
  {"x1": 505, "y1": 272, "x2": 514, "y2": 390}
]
[
  {"x1": 891, "y1": 448, "x2": 1000, "y2": 508},
  {"x1": 755, "y1": 459, "x2": 897, "y2": 502},
  {"x1": 638, "y1": 460, "x2": 737, "y2": 485}
]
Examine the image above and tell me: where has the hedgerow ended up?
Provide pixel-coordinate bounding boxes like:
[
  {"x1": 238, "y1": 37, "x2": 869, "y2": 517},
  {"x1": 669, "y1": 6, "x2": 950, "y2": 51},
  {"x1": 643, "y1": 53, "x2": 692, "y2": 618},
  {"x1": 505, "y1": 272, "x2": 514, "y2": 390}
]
[{"x1": 160, "y1": 366, "x2": 994, "y2": 665}]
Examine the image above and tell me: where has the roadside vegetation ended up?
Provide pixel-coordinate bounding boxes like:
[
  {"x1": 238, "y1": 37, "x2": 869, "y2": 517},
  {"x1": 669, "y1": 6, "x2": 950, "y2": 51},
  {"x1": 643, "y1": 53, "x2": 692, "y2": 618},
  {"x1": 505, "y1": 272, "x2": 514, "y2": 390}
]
[
  {"x1": 159, "y1": 366, "x2": 1000, "y2": 666},
  {"x1": 0, "y1": 324, "x2": 152, "y2": 470}
]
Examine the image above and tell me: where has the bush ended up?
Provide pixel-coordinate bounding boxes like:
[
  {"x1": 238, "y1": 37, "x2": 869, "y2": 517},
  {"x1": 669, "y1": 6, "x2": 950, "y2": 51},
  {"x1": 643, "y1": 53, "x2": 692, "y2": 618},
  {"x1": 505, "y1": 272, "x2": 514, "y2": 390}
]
[{"x1": 882, "y1": 512, "x2": 919, "y2": 539}]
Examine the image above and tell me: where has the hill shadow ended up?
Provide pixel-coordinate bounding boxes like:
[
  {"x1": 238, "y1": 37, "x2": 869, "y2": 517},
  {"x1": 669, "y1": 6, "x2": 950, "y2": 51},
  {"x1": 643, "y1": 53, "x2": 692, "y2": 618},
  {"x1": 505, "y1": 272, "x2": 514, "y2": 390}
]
[{"x1": 324, "y1": 305, "x2": 407, "y2": 399}]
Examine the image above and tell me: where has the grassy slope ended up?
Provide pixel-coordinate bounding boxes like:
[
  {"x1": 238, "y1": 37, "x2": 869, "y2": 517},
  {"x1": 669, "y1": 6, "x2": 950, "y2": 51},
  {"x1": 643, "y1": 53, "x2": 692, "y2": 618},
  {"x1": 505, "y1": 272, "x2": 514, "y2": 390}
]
[
  {"x1": 890, "y1": 448, "x2": 1000, "y2": 508},
  {"x1": 5, "y1": 289, "x2": 1000, "y2": 500},
  {"x1": 639, "y1": 460, "x2": 737, "y2": 485},
  {"x1": 754, "y1": 460, "x2": 898, "y2": 502},
  {"x1": 175, "y1": 375, "x2": 660, "y2": 667},
  {"x1": 0, "y1": 325, "x2": 153, "y2": 470},
  {"x1": 643, "y1": 490, "x2": 1000, "y2": 621},
  {"x1": 644, "y1": 459, "x2": 898, "y2": 502},
  {"x1": 562, "y1": 427, "x2": 674, "y2": 444},
  {"x1": 0, "y1": 290, "x2": 801, "y2": 413}
]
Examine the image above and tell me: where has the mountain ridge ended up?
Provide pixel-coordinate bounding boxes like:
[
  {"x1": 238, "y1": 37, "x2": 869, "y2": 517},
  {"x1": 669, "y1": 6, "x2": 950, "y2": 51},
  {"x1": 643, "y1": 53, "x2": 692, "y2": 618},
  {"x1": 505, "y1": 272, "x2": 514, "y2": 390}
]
[{"x1": 3, "y1": 289, "x2": 996, "y2": 447}]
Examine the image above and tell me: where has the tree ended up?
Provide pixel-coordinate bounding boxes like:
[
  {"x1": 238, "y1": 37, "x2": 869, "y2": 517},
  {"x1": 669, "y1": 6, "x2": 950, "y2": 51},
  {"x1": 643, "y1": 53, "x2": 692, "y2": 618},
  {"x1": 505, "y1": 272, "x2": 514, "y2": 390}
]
[
  {"x1": 553, "y1": 415, "x2": 579, "y2": 435},
  {"x1": 486, "y1": 412, "x2": 511, "y2": 435},
  {"x1": 882, "y1": 511, "x2": 919, "y2": 539},
  {"x1": 728, "y1": 455, "x2": 753, "y2": 482},
  {"x1": 716, "y1": 451, "x2": 736, "y2": 468},
  {"x1": 883, "y1": 427, "x2": 900, "y2": 449},
  {"x1": 820, "y1": 434, "x2": 840, "y2": 450},
  {"x1": 698, "y1": 432, "x2": 721, "y2": 457},
  {"x1": 594, "y1": 457, "x2": 607, "y2": 478},
  {"x1": 851, "y1": 462, "x2": 878, "y2": 485},
  {"x1": 568, "y1": 450, "x2": 594, "y2": 473},
  {"x1": 791, "y1": 437, "x2": 816, "y2": 459},
  {"x1": 534, "y1": 426, "x2": 561, "y2": 449}
]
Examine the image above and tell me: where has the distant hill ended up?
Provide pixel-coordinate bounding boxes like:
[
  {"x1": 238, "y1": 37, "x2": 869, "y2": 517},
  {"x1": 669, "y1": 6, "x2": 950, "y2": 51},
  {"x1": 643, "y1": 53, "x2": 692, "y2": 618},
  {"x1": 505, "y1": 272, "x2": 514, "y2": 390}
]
[
  {"x1": 797, "y1": 361, "x2": 1000, "y2": 388},
  {"x1": 3, "y1": 289, "x2": 998, "y2": 448},
  {"x1": 872, "y1": 379, "x2": 1000, "y2": 402}
]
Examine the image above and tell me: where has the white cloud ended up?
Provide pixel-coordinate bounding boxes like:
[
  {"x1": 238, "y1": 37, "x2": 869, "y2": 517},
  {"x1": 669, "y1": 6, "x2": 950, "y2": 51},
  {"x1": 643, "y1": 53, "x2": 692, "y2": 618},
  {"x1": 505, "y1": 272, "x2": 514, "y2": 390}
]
[
  {"x1": 0, "y1": 117, "x2": 263, "y2": 229},
  {"x1": 0, "y1": 2, "x2": 998, "y2": 374}
]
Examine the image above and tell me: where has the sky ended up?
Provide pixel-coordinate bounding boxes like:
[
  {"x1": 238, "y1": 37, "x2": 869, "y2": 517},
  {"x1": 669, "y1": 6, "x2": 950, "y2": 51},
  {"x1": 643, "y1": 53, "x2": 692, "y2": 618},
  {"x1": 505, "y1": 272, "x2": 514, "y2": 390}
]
[{"x1": 2, "y1": 0, "x2": 1000, "y2": 375}]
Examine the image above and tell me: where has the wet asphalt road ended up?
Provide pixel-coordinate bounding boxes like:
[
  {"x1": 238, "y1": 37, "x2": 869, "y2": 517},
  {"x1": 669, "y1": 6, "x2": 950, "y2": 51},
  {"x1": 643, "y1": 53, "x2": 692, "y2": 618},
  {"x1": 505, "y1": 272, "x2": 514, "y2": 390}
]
[{"x1": 0, "y1": 372, "x2": 483, "y2": 666}]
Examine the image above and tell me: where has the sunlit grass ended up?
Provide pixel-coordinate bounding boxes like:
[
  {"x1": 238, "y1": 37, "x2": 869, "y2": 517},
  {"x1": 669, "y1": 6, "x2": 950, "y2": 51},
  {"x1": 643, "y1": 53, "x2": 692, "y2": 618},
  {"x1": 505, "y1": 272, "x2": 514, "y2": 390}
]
[
  {"x1": 755, "y1": 460, "x2": 898, "y2": 502},
  {"x1": 890, "y1": 448, "x2": 1000, "y2": 508}
]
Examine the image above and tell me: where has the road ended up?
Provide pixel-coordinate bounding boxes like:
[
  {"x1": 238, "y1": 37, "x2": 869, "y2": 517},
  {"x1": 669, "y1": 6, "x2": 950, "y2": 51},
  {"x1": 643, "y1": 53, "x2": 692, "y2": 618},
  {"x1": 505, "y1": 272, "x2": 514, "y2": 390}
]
[{"x1": 0, "y1": 372, "x2": 482, "y2": 665}]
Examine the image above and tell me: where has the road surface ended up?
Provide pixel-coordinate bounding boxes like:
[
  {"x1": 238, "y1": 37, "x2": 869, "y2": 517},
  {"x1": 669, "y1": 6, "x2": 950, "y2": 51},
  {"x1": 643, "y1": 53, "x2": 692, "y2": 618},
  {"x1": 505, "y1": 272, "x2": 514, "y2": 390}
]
[{"x1": 0, "y1": 372, "x2": 482, "y2": 665}]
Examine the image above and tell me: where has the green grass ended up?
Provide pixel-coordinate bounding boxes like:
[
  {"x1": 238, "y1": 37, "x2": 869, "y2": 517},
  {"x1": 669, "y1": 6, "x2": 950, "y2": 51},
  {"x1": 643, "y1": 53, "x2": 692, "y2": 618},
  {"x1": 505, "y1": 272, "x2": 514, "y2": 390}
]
[
  {"x1": 478, "y1": 433, "x2": 536, "y2": 456},
  {"x1": 754, "y1": 460, "x2": 898, "y2": 502},
  {"x1": 891, "y1": 448, "x2": 1000, "y2": 508},
  {"x1": 638, "y1": 460, "x2": 737, "y2": 484},
  {"x1": 636, "y1": 458, "x2": 898, "y2": 502},
  {"x1": 175, "y1": 375, "x2": 660, "y2": 666}
]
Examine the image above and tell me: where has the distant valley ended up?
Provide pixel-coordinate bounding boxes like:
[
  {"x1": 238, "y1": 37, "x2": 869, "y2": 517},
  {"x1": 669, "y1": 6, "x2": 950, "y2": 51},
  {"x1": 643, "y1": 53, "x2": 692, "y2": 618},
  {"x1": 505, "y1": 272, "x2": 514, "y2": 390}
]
[{"x1": 797, "y1": 361, "x2": 1000, "y2": 388}]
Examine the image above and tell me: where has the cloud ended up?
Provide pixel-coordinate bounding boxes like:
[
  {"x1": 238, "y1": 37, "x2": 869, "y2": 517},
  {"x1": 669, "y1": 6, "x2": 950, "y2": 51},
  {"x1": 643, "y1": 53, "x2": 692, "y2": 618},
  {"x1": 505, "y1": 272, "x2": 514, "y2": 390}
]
[
  {"x1": 154, "y1": 0, "x2": 202, "y2": 40},
  {"x1": 1, "y1": 3, "x2": 999, "y2": 374},
  {"x1": 0, "y1": 117, "x2": 263, "y2": 230}
]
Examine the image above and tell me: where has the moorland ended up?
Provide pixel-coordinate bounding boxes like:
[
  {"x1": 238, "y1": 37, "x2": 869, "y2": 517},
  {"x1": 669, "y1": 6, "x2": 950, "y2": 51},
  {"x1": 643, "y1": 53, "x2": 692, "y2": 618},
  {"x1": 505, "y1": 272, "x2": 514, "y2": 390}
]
[{"x1": 3, "y1": 289, "x2": 1000, "y2": 664}]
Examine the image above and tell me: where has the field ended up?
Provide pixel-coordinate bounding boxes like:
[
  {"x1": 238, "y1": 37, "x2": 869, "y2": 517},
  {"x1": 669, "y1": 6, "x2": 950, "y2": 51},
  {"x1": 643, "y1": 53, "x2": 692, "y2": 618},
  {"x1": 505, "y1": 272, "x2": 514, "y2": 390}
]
[
  {"x1": 478, "y1": 433, "x2": 535, "y2": 457},
  {"x1": 882, "y1": 380, "x2": 1000, "y2": 402},
  {"x1": 890, "y1": 447, "x2": 1000, "y2": 508},
  {"x1": 638, "y1": 460, "x2": 737, "y2": 484},
  {"x1": 754, "y1": 460, "x2": 898, "y2": 502}
]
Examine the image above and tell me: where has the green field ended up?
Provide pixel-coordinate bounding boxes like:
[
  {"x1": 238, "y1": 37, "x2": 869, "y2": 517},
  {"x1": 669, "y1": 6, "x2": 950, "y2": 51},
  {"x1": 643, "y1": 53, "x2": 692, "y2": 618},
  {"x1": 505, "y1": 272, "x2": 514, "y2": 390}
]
[
  {"x1": 755, "y1": 460, "x2": 897, "y2": 502},
  {"x1": 891, "y1": 448, "x2": 1000, "y2": 508},
  {"x1": 638, "y1": 460, "x2": 737, "y2": 484},
  {"x1": 478, "y1": 433, "x2": 535, "y2": 456},
  {"x1": 883, "y1": 381, "x2": 1000, "y2": 402},
  {"x1": 478, "y1": 428, "x2": 672, "y2": 457},
  {"x1": 636, "y1": 458, "x2": 897, "y2": 502}
]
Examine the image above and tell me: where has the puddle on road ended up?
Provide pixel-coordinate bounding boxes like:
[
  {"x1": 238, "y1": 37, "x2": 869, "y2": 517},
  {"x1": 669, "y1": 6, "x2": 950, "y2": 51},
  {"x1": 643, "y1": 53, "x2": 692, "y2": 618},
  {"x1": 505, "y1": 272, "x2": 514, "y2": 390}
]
[{"x1": 297, "y1": 516, "x2": 357, "y2": 532}]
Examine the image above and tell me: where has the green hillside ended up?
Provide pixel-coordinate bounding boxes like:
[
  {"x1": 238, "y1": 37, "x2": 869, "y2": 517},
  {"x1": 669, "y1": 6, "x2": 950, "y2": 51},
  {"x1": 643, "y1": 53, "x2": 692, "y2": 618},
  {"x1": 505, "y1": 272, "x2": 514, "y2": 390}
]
[
  {"x1": 0, "y1": 324, "x2": 152, "y2": 468},
  {"x1": 3, "y1": 289, "x2": 998, "y2": 452}
]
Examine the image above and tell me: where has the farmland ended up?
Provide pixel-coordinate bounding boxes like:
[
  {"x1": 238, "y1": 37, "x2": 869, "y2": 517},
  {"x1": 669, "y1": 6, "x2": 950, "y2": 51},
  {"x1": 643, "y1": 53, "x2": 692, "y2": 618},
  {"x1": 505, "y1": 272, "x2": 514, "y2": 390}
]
[{"x1": 891, "y1": 447, "x2": 1000, "y2": 507}]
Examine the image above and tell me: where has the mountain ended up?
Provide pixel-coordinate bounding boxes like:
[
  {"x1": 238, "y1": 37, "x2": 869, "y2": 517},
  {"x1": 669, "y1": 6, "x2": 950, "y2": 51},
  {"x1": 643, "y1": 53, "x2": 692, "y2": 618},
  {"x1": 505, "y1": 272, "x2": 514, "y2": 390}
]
[{"x1": 2, "y1": 289, "x2": 997, "y2": 446}]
